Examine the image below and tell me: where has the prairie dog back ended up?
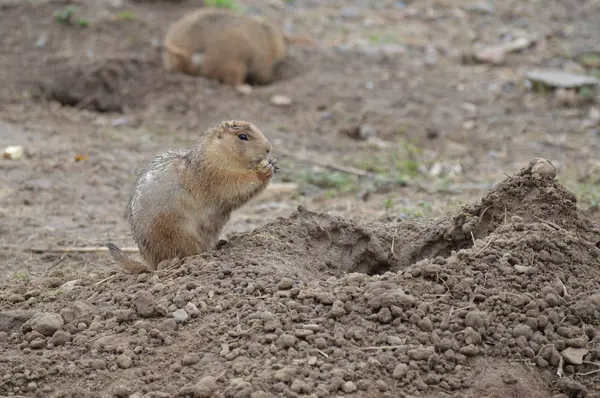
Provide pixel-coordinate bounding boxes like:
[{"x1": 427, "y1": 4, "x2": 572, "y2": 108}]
[{"x1": 162, "y1": 8, "x2": 287, "y2": 85}]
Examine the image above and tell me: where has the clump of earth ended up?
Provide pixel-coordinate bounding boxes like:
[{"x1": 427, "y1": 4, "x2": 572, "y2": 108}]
[{"x1": 1, "y1": 158, "x2": 599, "y2": 398}]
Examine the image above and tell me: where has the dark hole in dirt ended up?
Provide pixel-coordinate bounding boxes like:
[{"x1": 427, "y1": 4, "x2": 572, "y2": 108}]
[
  {"x1": 270, "y1": 47, "x2": 315, "y2": 84},
  {"x1": 220, "y1": 159, "x2": 580, "y2": 283},
  {"x1": 33, "y1": 57, "x2": 150, "y2": 113},
  {"x1": 220, "y1": 205, "x2": 487, "y2": 278}
]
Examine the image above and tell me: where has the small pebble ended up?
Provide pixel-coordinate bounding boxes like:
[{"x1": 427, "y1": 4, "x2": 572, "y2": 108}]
[
  {"x1": 236, "y1": 84, "x2": 253, "y2": 95},
  {"x1": 184, "y1": 302, "x2": 200, "y2": 317},
  {"x1": 50, "y1": 330, "x2": 71, "y2": 346},
  {"x1": 7, "y1": 293, "x2": 25, "y2": 303},
  {"x1": 173, "y1": 309, "x2": 189, "y2": 324},
  {"x1": 342, "y1": 381, "x2": 357, "y2": 393},
  {"x1": 182, "y1": 353, "x2": 200, "y2": 366},
  {"x1": 277, "y1": 278, "x2": 293, "y2": 290},
  {"x1": 277, "y1": 334, "x2": 297, "y2": 348},
  {"x1": 393, "y1": 363, "x2": 408, "y2": 379},
  {"x1": 116, "y1": 355, "x2": 132, "y2": 369},
  {"x1": 270, "y1": 95, "x2": 292, "y2": 106}
]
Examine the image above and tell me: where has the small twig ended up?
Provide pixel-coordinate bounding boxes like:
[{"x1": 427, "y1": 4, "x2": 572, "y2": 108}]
[
  {"x1": 216, "y1": 370, "x2": 228, "y2": 381},
  {"x1": 302, "y1": 324, "x2": 321, "y2": 330},
  {"x1": 470, "y1": 231, "x2": 476, "y2": 247},
  {"x1": 316, "y1": 349, "x2": 329, "y2": 358},
  {"x1": 533, "y1": 344, "x2": 555, "y2": 360},
  {"x1": 95, "y1": 274, "x2": 117, "y2": 286},
  {"x1": 453, "y1": 304, "x2": 476, "y2": 312},
  {"x1": 557, "y1": 277, "x2": 570, "y2": 297},
  {"x1": 45, "y1": 253, "x2": 67, "y2": 275},
  {"x1": 474, "y1": 237, "x2": 494, "y2": 256},
  {"x1": 533, "y1": 215, "x2": 567, "y2": 233},
  {"x1": 556, "y1": 356, "x2": 564, "y2": 377},
  {"x1": 391, "y1": 227, "x2": 398, "y2": 254},
  {"x1": 518, "y1": 121, "x2": 530, "y2": 135},
  {"x1": 361, "y1": 345, "x2": 405, "y2": 351},
  {"x1": 426, "y1": 292, "x2": 451, "y2": 304},
  {"x1": 498, "y1": 169, "x2": 513, "y2": 179},
  {"x1": 478, "y1": 206, "x2": 491, "y2": 224},
  {"x1": 277, "y1": 148, "x2": 369, "y2": 177},
  {"x1": 582, "y1": 361, "x2": 600, "y2": 367},
  {"x1": 576, "y1": 369, "x2": 600, "y2": 376},
  {"x1": 23, "y1": 246, "x2": 139, "y2": 254}
]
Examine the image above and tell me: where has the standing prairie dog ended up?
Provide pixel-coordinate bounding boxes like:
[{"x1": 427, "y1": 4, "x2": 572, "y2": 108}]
[
  {"x1": 162, "y1": 8, "x2": 312, "y2": 85},
  {"x1": 106, "y1": 120, "x2": 279, "y2": 274}
]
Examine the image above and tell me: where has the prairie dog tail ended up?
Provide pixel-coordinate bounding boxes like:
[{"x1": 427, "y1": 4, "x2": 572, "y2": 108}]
[
  {"x1": 162, "y1": 41, "x2": 193, "y2": 70},
  {"x1": 106, "y1": 243, "x2": 149, "y2": 274}
]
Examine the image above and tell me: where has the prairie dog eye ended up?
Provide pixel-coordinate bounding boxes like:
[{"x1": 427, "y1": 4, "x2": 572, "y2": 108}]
[{"x1": 238, "y1": 134, "x2": 249, "y2": 141}]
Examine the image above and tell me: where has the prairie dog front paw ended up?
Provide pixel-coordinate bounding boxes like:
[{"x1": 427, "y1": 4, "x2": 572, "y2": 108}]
[{"x1": 257, "y1": 158, "x2": 279, "y2": 180}]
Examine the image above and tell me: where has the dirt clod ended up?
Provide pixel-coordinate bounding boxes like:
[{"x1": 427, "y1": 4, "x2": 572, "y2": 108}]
[
  {"x1": 182, "y1": 353, "x2": 201, "y2": 366},
  {"x1": 134, "y1": 291, "x2": 157, "y2": 317}
]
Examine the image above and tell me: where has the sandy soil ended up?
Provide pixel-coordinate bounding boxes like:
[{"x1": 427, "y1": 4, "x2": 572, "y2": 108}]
[{"x1": 1, "y1": 0, "x2": 600, "y2": 397}]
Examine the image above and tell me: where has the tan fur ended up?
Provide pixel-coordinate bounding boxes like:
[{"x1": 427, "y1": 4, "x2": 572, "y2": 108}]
[
  {"x1": 106, "y1": 120, "x2": 278, "y2": 274},
  {"x1": 283, "y1": 33, "x2": 316, "y2": 47},
  {"x1": 162, "y1": 8, "x2": 291, "y2": 85}
]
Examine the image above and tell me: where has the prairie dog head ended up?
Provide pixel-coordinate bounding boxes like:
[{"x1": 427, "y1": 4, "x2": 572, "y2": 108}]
[{"x1": 205, "y1": 120, "x2": 272, "y2": 169}]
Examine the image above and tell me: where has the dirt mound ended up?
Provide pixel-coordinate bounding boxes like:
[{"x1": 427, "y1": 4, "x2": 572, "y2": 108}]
[
  {"x1": 33, "y1": 57, "x2": 156, "y2": 113},
  {"x1": 1, "y1": 158, "x2": 600, "y2": 398}
]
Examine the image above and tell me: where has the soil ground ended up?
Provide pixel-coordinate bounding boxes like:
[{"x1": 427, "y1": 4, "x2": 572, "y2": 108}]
[{"x1": 1, "y1": 0, "x2": 600, "y2": 397}]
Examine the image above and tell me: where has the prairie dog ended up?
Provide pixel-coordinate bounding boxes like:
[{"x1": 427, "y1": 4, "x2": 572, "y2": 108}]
[
  {"x1": 107, "y1": 120, "x2": 279, "y2": 273},
  {"x1": 162, "y1": 8, "x2": 289, "y2": 85}
]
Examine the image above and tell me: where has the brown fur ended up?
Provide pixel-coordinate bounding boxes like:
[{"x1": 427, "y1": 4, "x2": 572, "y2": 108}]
[
  {"x1": 162, "y1": 8, "x2": 298, "y2": 85},
  {"x1": 106, "y1": 120, "x2": 278, "y2": 273}
]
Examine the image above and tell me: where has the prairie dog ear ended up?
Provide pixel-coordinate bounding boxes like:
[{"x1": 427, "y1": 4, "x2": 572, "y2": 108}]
[{"x1": 222, "y1": 120, "x2": 242, "y2": 131}]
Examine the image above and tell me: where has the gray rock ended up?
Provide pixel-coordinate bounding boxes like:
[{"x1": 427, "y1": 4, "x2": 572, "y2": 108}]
[
  {"x1": 134, "y1": 291, "x2": 156, "y2": 318},
  {"x1": 464, "y1": 327, "x2": 482, "y2": 345},
  {"x1": 368, "y1": 289, "x2": 417, "y2": 309},
  {"x1": 512, "y1": 324, "x2": 533, "y2": 339},
  {"x1": 29, "y1": 337, "x2": 46, "y2": 349},
  {"x1": 184, "y1": 302, "x2": 199, "y2": 318},
  {"x1": 464, "y1": 1, "x2": 495, "y2": 14},
  {"x1": 407, "y1": 346, "x2": 434, "y2": 360},
  {"x1": 182, "y1": 353, "x2": 201, "y2": 366},
  {"x1": 194, "y1": 376, "x2": 217, "y2": 398},
  {"x1": 116, "y1": 354, "x2": 132, "y2": 369},
  {"x1": 561, "y1": 347, "x2": 589, "y2": 365},
  {"x1": 525, "y1": 69, "x2": 600, "y2": 88},
  {"x1": 464, "y1": 311, "x2": 490, "y2": 330},
  {"x1": 340, "y1": 6, "x2": 361, "y2": 19},
  {"x1": 22, "y1": 312, "x2": 64, "y2": 336},
  {"x1": 276, "y1": 334, "x2": 297, "y2": 348},
  {"x1": 393, "y1": 363, "x2": 408, "y2": 379},
  {"x1": 50, "y1": 330, "x2": 71, "y2": 346},
  {"x1": 173, "y1": 309, "x2": 189, "y2": 324},
  {"x1": 358, "y1": 125, "x2": 377, "y2": 141},
  {"x1": 7, "y1": 293, "x2": 25, "y2": 303},
  {"x1": 277, "y1": 277, "x2": 293, "y2": 290}
]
